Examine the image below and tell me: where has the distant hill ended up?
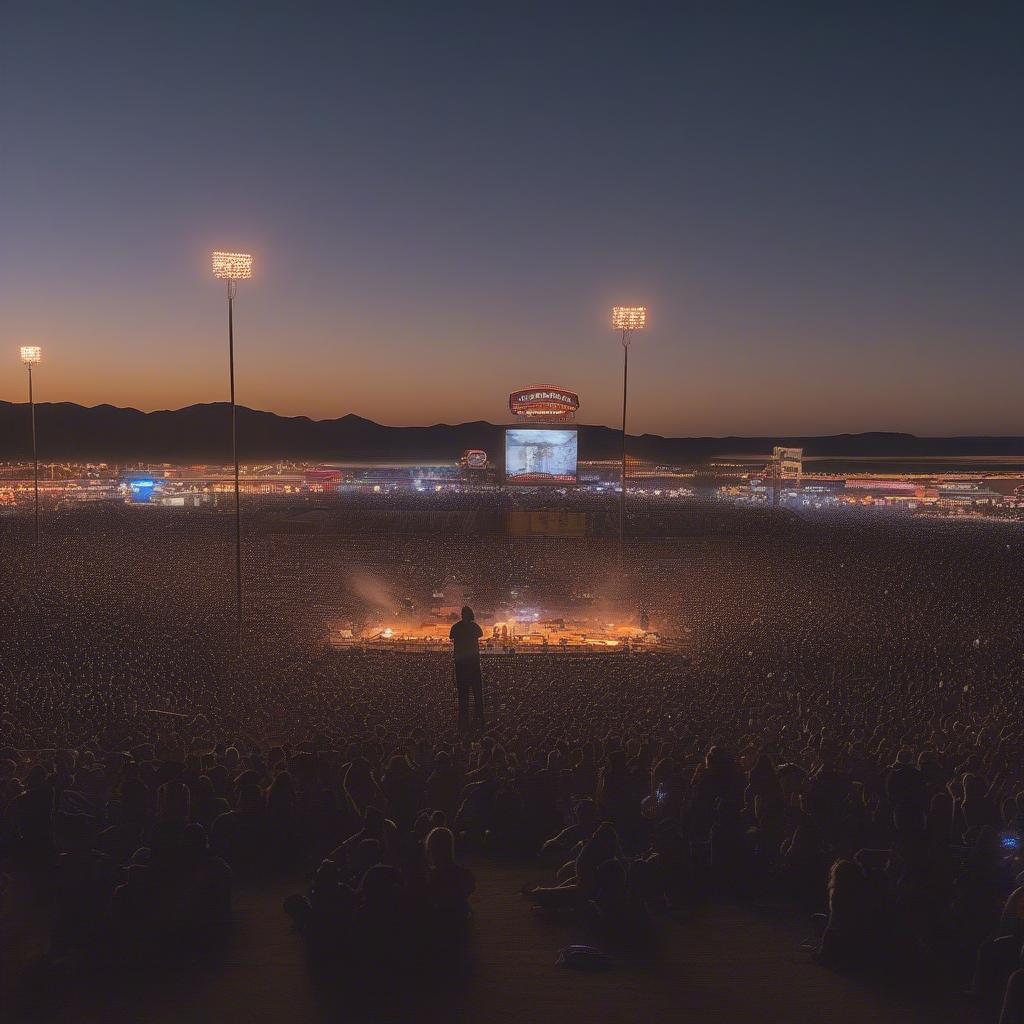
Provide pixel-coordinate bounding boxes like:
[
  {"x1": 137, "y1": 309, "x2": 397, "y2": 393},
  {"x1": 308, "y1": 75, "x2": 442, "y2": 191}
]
[{"x1": 1, "y1": 400, "x2": 1023, "y2": 464}]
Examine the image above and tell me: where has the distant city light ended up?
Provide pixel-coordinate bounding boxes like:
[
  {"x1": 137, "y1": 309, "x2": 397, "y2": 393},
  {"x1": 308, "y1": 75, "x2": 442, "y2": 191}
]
[
  {"x1": 20, "y1": 345, "x2": 42, "y2": 365},
  {"x1": 211, "y1": 251, "x2": 253, "y2": 280},
  {"x1": 612, "y1": 306, "x2": 647, "y2": 331}
]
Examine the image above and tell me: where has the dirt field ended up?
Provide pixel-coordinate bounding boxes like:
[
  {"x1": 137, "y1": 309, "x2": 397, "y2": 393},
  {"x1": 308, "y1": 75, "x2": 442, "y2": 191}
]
[{"x1": 2, "y1": 857, "x2": 974, "y2": 1024}]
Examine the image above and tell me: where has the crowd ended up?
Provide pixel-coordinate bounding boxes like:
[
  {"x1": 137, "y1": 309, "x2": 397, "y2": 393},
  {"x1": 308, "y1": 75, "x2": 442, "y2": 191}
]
[{"x1": 0, "y1": 501, "x2": 1023, "y2": 1019}]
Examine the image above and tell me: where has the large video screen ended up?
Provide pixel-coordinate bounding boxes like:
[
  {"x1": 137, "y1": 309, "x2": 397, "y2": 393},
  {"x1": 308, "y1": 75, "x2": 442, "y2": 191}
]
[{"x1": 505, "y1": 428, "x2": 578, "y2": 484}]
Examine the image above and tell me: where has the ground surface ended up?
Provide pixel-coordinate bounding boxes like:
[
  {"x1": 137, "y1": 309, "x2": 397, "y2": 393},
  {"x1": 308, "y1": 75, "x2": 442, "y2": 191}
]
[{"x1": 3, "y1": 859, "x2": 972, "y2": 1024}]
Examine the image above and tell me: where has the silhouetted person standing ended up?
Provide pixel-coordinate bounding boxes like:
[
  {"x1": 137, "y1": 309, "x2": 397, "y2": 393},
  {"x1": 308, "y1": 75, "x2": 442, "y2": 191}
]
[{"x1": 449, "y1": 606, "x2": 484, "y2": 731}]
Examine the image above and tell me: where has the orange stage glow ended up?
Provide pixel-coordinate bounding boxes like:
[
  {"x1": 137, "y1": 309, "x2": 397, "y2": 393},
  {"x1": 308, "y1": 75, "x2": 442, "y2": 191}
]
[{"x1": 330, "y1": 617, "x2": 689, "y2": 655}]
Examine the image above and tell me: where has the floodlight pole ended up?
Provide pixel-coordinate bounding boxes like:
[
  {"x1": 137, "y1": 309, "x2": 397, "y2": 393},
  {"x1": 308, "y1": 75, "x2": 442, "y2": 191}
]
[
  {"x1": 227, "y1": 280, "x2": 242, "y2": 648},
  {"x1": 27, "y1": 363, "x2": 39, "y2": 553},
  {"x1": 619, "y1": 327, "x2": 630, "y2": 568},
  {"x1": 212, "y1": 251, "x2": 252, "y2": 652}
]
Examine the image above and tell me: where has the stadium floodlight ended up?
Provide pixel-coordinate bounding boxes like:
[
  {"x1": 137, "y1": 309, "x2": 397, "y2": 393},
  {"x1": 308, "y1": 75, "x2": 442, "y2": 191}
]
[
  {"x1": 211, "y1": 250, "x2": 254, "y2": 648},
  {"x1": 612, "y1": 306, "x2": 648, "y2": 567},
  {"x1": 612, "y1": 306, "x2": 647, "y2": 333},
  {"x1": 18, "y1": 346, "x2": 42, "y2": 551},
  {"x1": 211, "y1": 251, "x2": 254, "y2": 282}
]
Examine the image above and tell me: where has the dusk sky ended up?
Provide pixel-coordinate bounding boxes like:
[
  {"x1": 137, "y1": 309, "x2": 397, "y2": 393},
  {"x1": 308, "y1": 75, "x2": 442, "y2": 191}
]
[{"x1": 2, "y1": 3, "x2": 1022, "y2": 436}]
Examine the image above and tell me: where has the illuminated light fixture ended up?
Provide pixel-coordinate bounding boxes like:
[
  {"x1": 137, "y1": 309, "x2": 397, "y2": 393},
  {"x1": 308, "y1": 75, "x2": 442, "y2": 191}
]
[
  {"x1": 612, "y1": 306, "x2": 647, "y2": 332},
  {"x1": 211, "y1": 251, "x2": 253, "y2": 280},
  {"x1": 612, "y1": 305, "x2": 649, "y2": 567},
  {"x1": 20, "y1": 345, "x2": 42, "y2": 365},
  {"x1": 509, "y1": 385, "x2": 580, "y2": 421}
]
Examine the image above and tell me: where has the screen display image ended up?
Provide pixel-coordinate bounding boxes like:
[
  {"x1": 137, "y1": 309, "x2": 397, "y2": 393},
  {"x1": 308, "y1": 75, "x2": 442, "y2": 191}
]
[{"x1": 505, "y1": 428, "x2": 578, "y2": 484}]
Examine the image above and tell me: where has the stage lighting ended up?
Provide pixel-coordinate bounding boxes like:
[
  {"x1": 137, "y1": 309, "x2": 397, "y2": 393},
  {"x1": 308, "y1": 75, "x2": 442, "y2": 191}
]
[
  {"x1": 612, "y1": 306, "x2": 647, "y2": 332},
  {"x1": 211, "y1": 252, "x2": 253, "y2": 280},
  {"x1": 20, "y1": 345, "x2": 42, "y2": 365}
]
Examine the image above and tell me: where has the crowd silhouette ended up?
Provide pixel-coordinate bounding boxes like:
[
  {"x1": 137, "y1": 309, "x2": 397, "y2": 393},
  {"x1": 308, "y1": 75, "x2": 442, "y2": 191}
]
[{"x1": 1, "y1": 498, "x2": 1023, "y2": 1020}]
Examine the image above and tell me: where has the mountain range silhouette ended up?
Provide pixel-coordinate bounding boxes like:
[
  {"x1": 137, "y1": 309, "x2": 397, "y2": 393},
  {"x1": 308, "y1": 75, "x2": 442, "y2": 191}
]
[{"x1": 2, "y1": 401, "x2": 1023, "y2": 464}]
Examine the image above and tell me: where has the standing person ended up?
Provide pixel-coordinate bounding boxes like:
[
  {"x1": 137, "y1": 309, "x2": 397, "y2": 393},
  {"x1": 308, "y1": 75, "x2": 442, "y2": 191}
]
[{"x1": 449, "y1": 606, "x2": 484, "y2": 732}]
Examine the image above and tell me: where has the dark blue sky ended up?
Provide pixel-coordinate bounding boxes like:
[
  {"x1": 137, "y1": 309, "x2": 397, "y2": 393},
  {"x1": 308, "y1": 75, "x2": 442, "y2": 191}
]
[{"x1": 2, "y1": 2, "x2": 1022, "y2": 434}]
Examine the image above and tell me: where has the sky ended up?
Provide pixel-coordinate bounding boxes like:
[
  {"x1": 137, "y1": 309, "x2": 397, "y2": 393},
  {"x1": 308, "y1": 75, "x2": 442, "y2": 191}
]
[{"x1": 1, "y1": 2, "x2": 1022, "y2": 437}]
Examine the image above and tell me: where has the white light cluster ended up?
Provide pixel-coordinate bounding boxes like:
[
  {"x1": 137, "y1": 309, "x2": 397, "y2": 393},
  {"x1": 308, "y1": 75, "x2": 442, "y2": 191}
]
[
  {"x1": 612, "y1": 306, "x2": 647, "y2": 331},
  {"x1": 211, "y1": 251, "x2": 254, "y2": 280},
  {"x1": 20, "y1": 345, "x2": 42, "y2": 365}
]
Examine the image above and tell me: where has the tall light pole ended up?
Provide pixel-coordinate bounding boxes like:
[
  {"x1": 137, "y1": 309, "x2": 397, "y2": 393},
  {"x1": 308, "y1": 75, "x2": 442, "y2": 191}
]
[
  {"x1": 211, "y1": 251, "x2": 253, "y2": 647},
  {"x1": 611, "y1": 307, "x2": 646, "y2": 567},
  {"x1": 19, "y1": 346, "x2": 42, "y2": 553}
]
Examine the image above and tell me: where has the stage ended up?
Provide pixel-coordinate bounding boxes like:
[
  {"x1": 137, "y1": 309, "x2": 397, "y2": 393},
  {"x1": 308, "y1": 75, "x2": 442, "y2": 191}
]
[{"x1": 330, "y1": 616, "x2": 690, "y2": 656}]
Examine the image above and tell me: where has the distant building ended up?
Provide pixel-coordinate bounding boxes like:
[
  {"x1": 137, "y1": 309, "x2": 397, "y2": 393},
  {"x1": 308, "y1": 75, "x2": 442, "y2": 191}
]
[
  {"x1": 156, "y1": 491, "x2": 209, "y2": 508},
  {"x1": 122, "y1": 472, "x2": 159, "y2": 504},
  {"x1": 303, "y1": 467, "x2": 344, "y2": 493},
  {"x1": 765, "y1": 446, "x2": 803, "y2": 506},
  {"x1": 935, "y1": 483, "x2": 1003, "y2": 508},
  {"x1": 772, "y1": 446, "x2": 803, "y2": 485}
]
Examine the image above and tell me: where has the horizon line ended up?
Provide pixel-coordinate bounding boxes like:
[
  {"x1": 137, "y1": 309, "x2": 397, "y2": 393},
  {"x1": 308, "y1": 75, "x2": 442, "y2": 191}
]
[{"x1": 3, "y1": 398, "x2": 1024, "y2": 442}]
